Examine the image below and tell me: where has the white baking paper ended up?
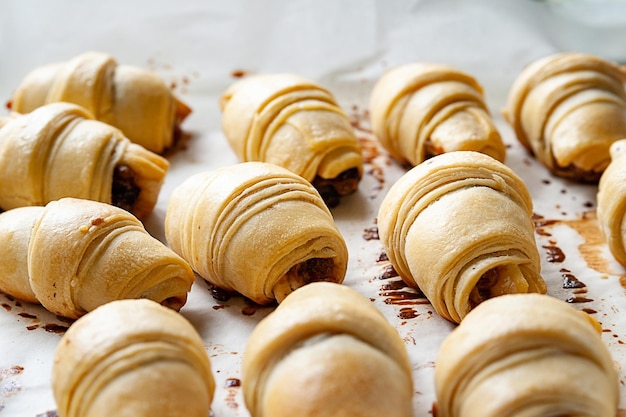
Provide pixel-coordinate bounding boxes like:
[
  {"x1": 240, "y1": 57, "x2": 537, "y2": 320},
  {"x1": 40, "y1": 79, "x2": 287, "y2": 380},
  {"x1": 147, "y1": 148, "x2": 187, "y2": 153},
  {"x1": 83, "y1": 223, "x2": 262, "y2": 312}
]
[{"x1": 2, "y1": 1, "x2": 626, "y2": 415}]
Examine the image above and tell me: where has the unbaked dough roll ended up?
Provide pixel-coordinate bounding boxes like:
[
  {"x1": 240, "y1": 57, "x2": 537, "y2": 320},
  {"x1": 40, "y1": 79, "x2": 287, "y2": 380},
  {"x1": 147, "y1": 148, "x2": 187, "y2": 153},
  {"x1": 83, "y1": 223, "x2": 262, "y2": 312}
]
[
  {"x1": 53, "y1": 298, "x2": 215, "y2": 417},
  {"x1": 0, "y1": 206, "x2": 44, "y2": 303},
  {"x1": 369, "y1": 62, "x2": 505, "y2": 165},
  {"x1": 219, "y1": 73, "x2": 363, "y2": 207},
  {"x1": 0, "y1": 102, "x2": 168, "y2": 219},
  {"x1": 597, "y1": 139, "x2": 626, "y2": 266},
  {"x1": 242, "y1": 282, "x2": 413, "y2": 417},
  {"x1": 434, "y1": 293, "x2": 619, "y2": 417},
  {"x1": 378, "y1": 151, "x2": 546, "y2": 323},
  {"x1": 165, "y1": 162, "x2": 348, "y2": 304},
  {"x1": 0, "y1": 198, "x2": 195, "y2": 318},
  {"x1": 10, "y1": 51, "x2": 190, "y2": 154},
  {"x1": 503, "y1": 52, "x2": 626, "y2": 182}
]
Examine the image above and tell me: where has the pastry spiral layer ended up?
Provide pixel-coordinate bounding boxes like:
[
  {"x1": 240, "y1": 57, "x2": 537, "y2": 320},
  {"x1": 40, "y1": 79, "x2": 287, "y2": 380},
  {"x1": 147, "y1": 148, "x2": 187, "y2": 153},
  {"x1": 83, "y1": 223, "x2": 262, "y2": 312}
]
[
  {"x1": 0, "y1": 198, "x2": 195, "y2": 318},
  {"x1": 503, "y1": 52, "x2": 626, "y2": 182},
  {"x1": 219, "y1": 73, "x2": 363, "y2": 207},
  {"x1": 165, "y1": 162, "x2": 348, "y2": 304},
  {"x1": 10, "y1": 51, "x2": 190, "y2": 154},
  {"x1": 53, "y1": 299, "x2": 215, "y2": 417},
  {"x1": 378, "y1": 151, "x2": 546, "y2": 323},
  {"x1": 597, "y1": 139, "x2": 626, "y2": 266},
  {"x1": 242, "y1": 282, "x2": 413, "y2": 417},
  {"x1": 370, "y1": 62, "x2": 505, "y2": 165},
  {"x1": 434, "y1": 293, "x2": 619, "y2": 417},
  {"x1": 0, "y1": 102, "x2": 168, "y2": 219}
]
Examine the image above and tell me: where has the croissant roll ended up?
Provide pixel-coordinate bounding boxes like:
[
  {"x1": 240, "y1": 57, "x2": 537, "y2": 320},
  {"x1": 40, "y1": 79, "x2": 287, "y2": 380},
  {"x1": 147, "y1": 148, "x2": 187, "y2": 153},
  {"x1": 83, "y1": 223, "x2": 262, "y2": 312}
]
[
  {"x1": 165, "y1": 161, "x2": 348, "y2": 305},
  {"x1": 597, "y1": 139, "x2": 626, "y2": 266},
  {"x1": 53, "y1": 299, "x2": 215, "y2": 417},
  {"x1": 378, "y1": 151, "x2": 546, "y2": 323},
  {"x1": 0, "y1": 206, "x2": 44, "y2": 303},
  {"x1": 0, "y1": 198, "x2": 194, "y2": 318},
  {"x1": 0, "y1": 102, "x2": 168, "y2": 219},
  {"x1": 10, "y1": 51, "x2": 190, "y2": 154},
  {"x1": 370, "y1": 63, "x2": 506, "y2": 166},
  {"x1": 503, "y1": 52, "x2": 626, "y2": 182},
  {"x1": 434, "y1": 293, "x2": 619, "y2": 417},
  {"x1": 219, "y1": 73, "x2": 363, "y2": 207},
  {"x1": 242, "y1": 282, "x2": 413, "y2": 417}
]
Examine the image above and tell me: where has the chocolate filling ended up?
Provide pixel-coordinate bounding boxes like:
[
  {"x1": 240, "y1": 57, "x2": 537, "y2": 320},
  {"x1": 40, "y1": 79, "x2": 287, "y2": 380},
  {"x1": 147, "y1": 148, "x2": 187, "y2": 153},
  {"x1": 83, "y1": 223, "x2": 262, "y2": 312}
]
[
  {"x1": 553, "y1": 163, "x2": 602, "y2": 184},
  {"x1": 295, "y1": 257, "x2": 336, "y2": 284},
  {"x1": 525, "y1": 148, "x2": 603, "y2": 183},
  {"x1": 469, "y1": 268, "x2": 499, "y2": 308},
  {"x1": 273, "y1": 257, "x2": 338, "y2": 303},
  {"x1": 312, "y1": 167, "x2": 361, "y2": 208},
  {"x1": 111, "y1": 165, "x2": 140, "y2": 213},
  {"x1": 160, "y1": 295, "x2": 187, "y2": 312}
]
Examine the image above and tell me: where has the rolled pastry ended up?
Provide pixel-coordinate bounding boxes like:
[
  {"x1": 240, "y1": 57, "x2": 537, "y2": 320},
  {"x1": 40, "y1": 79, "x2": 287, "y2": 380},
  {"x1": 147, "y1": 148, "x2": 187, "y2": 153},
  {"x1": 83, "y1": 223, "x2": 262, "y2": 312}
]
[
  {"x1": 53, "y1": 298, "x2": 215, "y2": 417},
  {"x1": 165, "y1": 161, "x2": 348, "y2": 304},
  {"x1": 434, "y1": 293, "x2": 619, "y2": 417},
  {"x1": 242, "y1": 281, "x2": 413, "y2": 417},
  {"x1": 369, "y1": 62, "x2": 506, "y2": 165},
  {"x1": 597, "y1": 139, "x2": 626, "y2": 266},
  {"x1": 10, "y1": 51, "x2": 190, "y2": 154},
  {"x1": 377, "y1": 151, "x2": 546, "y2": 323},
  {"x1": 0, "y1": 197, "x2": 194, "y2": 318},
  {"x1": 503, "y1": 52, "x2": 626, "y2": 182},
  {"x1": 219, "y1": 73, "x2": 363, "y2": 207},
  {"x1": 0, "y1": 102, "x2": 168, "y2": 219}
]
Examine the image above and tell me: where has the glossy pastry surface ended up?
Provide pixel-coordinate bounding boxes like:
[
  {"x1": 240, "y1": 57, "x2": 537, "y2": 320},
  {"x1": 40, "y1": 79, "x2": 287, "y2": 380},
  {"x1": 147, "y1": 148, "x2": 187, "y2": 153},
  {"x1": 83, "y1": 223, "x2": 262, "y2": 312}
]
[
  {"x1": 0, "y1": 198, "x2": 194, "y2": 318},
  {"x1": 219, "y1": 73, "x2": 363, "y2": 207},
  {"x1": 370, "y1": 62, "x2": 505, "y2": 166},
  {"x1": 378, "y1": 151, "x2": 546, "y2": 323},
  {"x1": 0, "y1": 102, "x2": 168, "y2": 219},
  {"x1": 165, "y1": 161, "x2": 348, "y2": 304},
  {"x1": 53, "y1": 298, "x2": 215, "y2": 417},
  {"x1": 242, "y1": 282, "x2": 413, "y2": 417},
  {"x1": 11, "y1": 51, "x2": 191, "y2": 154},
  {"x1": 435, "y1": 293, "x2": 619, "y2": 417},
  {"x1": 503, "y1": 52, "x2": 626, "y2": 182}
]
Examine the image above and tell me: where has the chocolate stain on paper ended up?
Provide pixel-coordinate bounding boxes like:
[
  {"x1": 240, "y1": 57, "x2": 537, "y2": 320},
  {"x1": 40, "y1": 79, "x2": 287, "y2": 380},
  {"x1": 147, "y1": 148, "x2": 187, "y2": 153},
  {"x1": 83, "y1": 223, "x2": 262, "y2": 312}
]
[
  {"x1": 375, "y1": 252, "x2": 430, "y2": 321},
  {"x1": 349, "y1": 107, "x2": 389, "y2": 200},
  {"x1": 224, "y1": 378, "x2": 241, "y2": 410},
  {"x1": 1, "y1": 294, "x2": 70, "y2": 334},
  {"x1": 0, "y1": 365, "x2": 24, "y2": 411},
  {"x1": 534, "y1": 211, "x2": 617, "y2": 276}
]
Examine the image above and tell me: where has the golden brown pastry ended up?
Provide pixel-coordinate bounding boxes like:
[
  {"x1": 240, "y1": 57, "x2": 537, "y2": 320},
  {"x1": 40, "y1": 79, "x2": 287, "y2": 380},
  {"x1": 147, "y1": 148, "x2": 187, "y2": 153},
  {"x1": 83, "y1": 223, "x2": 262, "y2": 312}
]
[
  {"x1": 0, "y1": 102, "x2": 168, "y2": 219},
  {"x1": 242, "y1": 282, "x2": 413, "y2": 417},
  {"x1": 369, "y1": 62, "x2": 506, "y2": 165},
  {"x1": 0, "y1": 198, "x2": 194, "y2": 318},
  {"x1": 378, "y1": 151, "x2": 546, "y2": 323},
  {"x1": 53, "y1": 298, "x2": 215, "y2": 417},
  {"x1": 10, "y1": 51, "x2": 190, "y2": 154},
  {"x1": 165, "y1": 161, "x2": 348, "y2": 304},
  {"x1": 597, "y1": 139, "x2": 626, "y2": 266},
  {"x1": 434, "y1": 293, "x2": 619, "y2": 417},
  {"x1": 503, "y1": 52, "x2": 626, "y2": 182},
  {"x1": 219, "y1": 73, "x2": 363, "y2": 207}
]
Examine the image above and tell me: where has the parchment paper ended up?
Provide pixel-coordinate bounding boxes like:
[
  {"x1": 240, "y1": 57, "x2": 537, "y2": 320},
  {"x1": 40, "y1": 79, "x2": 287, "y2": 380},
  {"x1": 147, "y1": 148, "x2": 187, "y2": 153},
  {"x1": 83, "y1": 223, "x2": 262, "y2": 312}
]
[{"x1": 2, "y1": 1, "x2": 626, "y2": 415}]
